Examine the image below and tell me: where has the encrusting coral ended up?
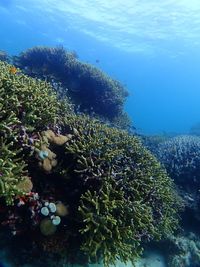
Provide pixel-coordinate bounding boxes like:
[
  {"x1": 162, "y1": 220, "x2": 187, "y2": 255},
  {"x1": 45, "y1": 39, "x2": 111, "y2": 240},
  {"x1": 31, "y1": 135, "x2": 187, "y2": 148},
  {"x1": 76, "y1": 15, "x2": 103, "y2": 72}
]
[
  {"x1": 37, "y1": 145, "x2": 57, "y2": 172},
  {"x1": 33, "y1": 129, "x2": 73, "y2": 172},
  {"x1": 0, "y1": 60, "x2": 181, "y2": 267},
  {"x1": 42, "y1": 129, "x2": 73, "y2": 146}
]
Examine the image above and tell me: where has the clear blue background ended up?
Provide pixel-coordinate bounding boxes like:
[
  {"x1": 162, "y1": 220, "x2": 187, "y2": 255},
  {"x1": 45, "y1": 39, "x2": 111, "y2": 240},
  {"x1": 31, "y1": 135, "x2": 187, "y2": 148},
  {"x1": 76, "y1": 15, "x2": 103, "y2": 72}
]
[{"x1": 1, "y1": 0, "x2": 200, "y2": 134}]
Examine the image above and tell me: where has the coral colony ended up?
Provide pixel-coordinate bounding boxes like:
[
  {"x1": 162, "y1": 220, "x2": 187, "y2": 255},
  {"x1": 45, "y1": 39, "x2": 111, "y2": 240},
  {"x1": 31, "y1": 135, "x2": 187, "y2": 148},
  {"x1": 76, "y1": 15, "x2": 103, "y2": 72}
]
[
  {"x1": 13, "y1": 46, "x2": 131, "y2": 130},
  {"x1": 0, "y1": 55, "x2": 180, "y2": 267}
]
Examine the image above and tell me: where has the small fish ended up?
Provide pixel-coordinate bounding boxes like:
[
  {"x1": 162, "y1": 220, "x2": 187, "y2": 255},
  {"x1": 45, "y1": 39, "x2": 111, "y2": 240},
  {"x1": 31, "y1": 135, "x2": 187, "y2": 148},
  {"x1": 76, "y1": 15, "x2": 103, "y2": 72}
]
[
  {"x1": 95, "y1": 59, "x2": 100, "y2": 63},
  {"x1": 9, "y1": 66, "x2": 18, "y2": 74}
]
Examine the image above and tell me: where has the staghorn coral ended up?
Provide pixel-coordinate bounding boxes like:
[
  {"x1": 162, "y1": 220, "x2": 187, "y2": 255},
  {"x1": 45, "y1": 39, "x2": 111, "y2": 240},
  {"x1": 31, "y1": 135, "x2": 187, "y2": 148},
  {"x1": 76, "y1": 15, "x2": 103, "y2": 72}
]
[
  {"x1": 156, "y1": 135, "x2": 200, "y2": 189},
  {"x1": 0, "y1": 60, "x2": 71, "y2": 203},
  {"x1": 0, "y1": 60, "x2": 62, "y2": 133},
  {"x1": 78, "y1": 180, "x2": 144, "y2": 266},
  {"x1": 62, "y1": 114, "x2": 180, "y2": 266},
  {"x1": 13, "y1": 46, "x2": 129, "y2": 124},
  {"x1": 141, "y1": 134, "x2": 171, "y2": 155},
  {"x1": 0, "y1": 60, "x2": 180, "y2": 266},
  {"x1": 156, "y1": 135, "x2": 200, "y2": 226},
  {"x1": 0, "y1": 138, "x2": 29, "y2": 205}
]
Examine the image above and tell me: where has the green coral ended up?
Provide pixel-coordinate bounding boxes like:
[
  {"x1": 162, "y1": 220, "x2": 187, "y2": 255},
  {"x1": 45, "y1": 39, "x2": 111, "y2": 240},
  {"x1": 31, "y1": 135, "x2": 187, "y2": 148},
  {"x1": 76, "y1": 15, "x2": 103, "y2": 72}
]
[
  {"x1": 63, "y1": 114, "x2": 180, "y2": 266},
  {"x1": 0, "y1": 60, "x2": 181, "y2": 266},
  {"x1": 79, "y1": 180, "x2": 144, "y2": 266},
  {"x1": 0, "y1": 60, "x2": 67, "y2": 134},
  {"x1": 0, "y1": 138, "x2": 28, "y2": 205},
  {"x1": 0, "y1": 60, "x2": 71, "y2": 203},
  {"x1": 14, "y1": 46, "x2": 129, "y2": 125}
]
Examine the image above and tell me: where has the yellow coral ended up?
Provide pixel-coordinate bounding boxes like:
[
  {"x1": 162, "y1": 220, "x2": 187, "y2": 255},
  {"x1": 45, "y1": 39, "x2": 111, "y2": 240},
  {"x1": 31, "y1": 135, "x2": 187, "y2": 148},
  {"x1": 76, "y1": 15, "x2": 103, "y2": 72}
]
[
  {"x1": 16, "y1": 177, "x2": 33, "y2": 193},
  {"x1": 42, "y1": 129, "x2": 72, "y2": 146},
  {"x1": 37, "y1": 145, "x2": 57, "y2": 172},
  {"x1": 56, "y1": 202, "x2": 69, "y2": 217}
]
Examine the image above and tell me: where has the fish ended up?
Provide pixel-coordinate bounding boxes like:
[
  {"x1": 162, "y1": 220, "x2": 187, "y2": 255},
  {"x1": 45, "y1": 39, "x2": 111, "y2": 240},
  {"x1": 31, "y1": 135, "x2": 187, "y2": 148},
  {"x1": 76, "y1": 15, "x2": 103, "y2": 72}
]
[{"x1": 9, "y1": 66, "x2": 18, "y2": 74}]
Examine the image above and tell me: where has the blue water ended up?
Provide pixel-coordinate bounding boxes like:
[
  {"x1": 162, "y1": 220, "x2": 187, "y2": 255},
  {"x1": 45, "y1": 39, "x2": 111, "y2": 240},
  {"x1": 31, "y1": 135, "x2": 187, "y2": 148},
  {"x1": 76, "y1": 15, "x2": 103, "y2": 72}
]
[{"x1": 1, "y1": 0, "x2": 200, "y2": 134}]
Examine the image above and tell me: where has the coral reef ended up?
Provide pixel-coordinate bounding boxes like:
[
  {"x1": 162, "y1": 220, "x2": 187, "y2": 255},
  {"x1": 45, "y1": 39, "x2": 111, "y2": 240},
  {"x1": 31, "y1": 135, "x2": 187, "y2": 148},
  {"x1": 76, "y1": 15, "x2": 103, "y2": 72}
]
[
  {"x1": 0, "y1": 61, "x2": 64, "y2": 134},
  {"x1": 0, "y1": 138, "x2": 28, "y2": 205},
  {"x1": 13, "y1": 46, "x2": 130, "y2": 126},
  {"x1": 0, "y1": 61, "x2": 181, "y2": 267},
  {"x1": 156, "y1": 135, "x2": 200, "y2": 188},
  {"x1": 141, "y1": 134, "x2": 170, "y2": 155},
  {"x1": 155, "y1": 135, "x2": 200, "y2": 233},
  {"x1": 62, "y1": 114, "x2": 180, "y2": 266},
  {"x1": 0, "y1": 60, "x2": 71, "y2": 204},
  {"x1": 0, "y1": 50, "x2": 9, "y2": 62},
  {"x1": 164, "y1": 233, "x2": 200, "y2": 267}
]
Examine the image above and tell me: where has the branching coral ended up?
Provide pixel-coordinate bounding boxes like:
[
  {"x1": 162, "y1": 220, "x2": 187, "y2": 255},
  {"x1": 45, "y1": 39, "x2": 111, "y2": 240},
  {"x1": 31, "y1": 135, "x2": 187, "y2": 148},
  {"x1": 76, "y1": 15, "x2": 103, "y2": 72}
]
[
  {"x1": 14, "y1": 46, "x2": 129, "y2": 125},
  {"x1": 0, "y1": 60, "x2": 71, "y2": 203},
  {"x1": 155, "y1": 135, "x2": 200, "y2": 226},
  {"x1": 141, "y1": 134, "x2": 170, "y2": 155},
  {"x1": 79, "y1": 180, "x2": 144, "y2": 266},
  {"x1": 156, "y1": 135, "x2": 200, "y2": 188},
  {"x1": 62, "y1": 114, "x2": 180, "y2": 266},
  {"x1": 0, "y1": 61, "x2": 62, "y2": 132},
  {"x1": 0, "y1": 138, "x2": 29, "y2": 205},
  {"x1": 0, "y1": 60, "x2": 180, "y2": 267}
]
